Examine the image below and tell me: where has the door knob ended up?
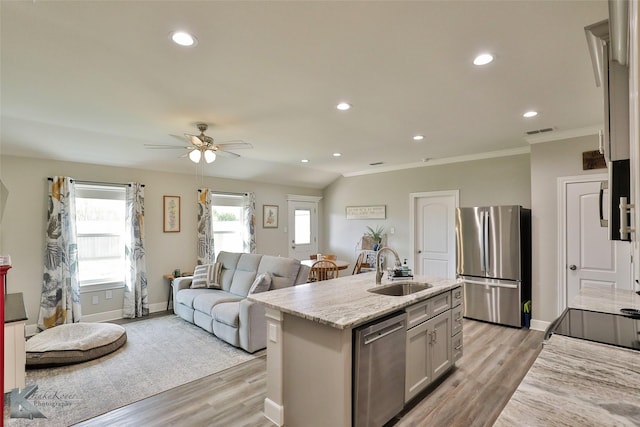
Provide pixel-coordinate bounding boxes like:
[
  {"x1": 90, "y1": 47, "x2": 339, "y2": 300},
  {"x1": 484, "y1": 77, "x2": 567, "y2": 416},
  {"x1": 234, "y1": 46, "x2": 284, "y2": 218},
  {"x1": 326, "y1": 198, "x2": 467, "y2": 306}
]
[
  {"x1": 569, "y1": 265, "x2": 577, "y2": 271},
  {"x1": 418, "y1": 250, "x2": 422, "y2": 254}
]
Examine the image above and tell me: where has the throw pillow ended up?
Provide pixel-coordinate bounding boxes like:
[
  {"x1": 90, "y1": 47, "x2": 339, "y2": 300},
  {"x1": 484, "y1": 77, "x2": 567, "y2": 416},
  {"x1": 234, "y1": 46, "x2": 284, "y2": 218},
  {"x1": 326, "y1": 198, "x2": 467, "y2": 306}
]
[
  {"x1": 249, "y1": 272, "x2": 272, "y2": 294},
  {"x1": 190, "y1": 262, "x2": 223, "y2": 289},
  {"x1": 207, "y1": 262, "x2": 223, "y2": 289}
]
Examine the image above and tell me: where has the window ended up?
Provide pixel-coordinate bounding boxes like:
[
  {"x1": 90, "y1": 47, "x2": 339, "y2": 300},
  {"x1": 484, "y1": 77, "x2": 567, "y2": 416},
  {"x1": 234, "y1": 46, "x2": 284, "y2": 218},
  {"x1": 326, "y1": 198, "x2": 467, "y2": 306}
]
[
  {"x1": 75, "y1": 184, "x2": 126, "y2": 288},
  {"x1": 212, "y1": 194, "x2": 246, "y2": 259}
]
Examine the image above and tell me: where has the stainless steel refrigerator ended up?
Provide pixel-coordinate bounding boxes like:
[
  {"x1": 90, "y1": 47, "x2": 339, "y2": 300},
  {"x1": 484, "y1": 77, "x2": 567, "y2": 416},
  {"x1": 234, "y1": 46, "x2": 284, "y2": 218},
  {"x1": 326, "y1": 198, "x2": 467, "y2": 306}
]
[{"x1": 455, "y1": 206, "x2": 531, "y2": 328}]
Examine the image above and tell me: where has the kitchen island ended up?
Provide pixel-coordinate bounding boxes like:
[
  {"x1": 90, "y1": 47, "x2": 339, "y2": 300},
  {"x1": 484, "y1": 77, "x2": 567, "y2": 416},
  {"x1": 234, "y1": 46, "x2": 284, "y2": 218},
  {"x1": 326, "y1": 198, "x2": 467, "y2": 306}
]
[
  {"x1": 495, "y1": 287, "x2": 640, "y2": 426},
  {"x1": 248, "y1": 271, "x2": 461, "y2": 427}
]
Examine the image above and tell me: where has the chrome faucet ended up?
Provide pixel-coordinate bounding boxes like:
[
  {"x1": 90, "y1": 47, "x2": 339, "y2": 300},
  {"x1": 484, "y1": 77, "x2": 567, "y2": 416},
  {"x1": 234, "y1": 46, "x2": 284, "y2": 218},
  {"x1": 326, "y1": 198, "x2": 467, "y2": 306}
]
[{"x1": 375, "y1": 247, "x2": 402, "y2": 284}]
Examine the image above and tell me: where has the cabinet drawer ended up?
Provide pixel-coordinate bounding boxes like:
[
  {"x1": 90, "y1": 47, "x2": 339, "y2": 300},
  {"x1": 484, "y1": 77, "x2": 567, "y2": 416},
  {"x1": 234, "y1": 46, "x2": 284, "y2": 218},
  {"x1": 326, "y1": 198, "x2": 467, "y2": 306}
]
[
  {"x1": 405, "y1": 291, "x2": 452, "y2": 329},
  {"x1": 451, "y1": 304, "x2": 463, "y2": 336},
  {"x1": 452, "y1": 332, "x2": 463, "y2": 362},
  {"x1": 451, "y1": 286, "x2": 463, "y2": 307},
  {"x1": 431, "y1": 291, "x2": 451, "y2": 317},
  {"x1": 406, "y1": 299, "x2": 431, "y2": 329}
]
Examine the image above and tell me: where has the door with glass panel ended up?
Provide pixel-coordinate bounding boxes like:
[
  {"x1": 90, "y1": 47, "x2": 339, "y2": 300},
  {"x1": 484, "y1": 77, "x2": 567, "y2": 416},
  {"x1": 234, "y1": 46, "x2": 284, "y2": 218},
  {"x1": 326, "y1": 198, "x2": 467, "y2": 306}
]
[{"x1": 288, "y1": 200, "x2": 318, "y2": 261}]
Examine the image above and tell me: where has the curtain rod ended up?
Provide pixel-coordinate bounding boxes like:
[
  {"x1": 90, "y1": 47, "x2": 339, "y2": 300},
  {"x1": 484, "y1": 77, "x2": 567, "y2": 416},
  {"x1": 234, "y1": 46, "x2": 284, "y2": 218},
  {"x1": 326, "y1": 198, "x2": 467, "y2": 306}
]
[
  {"x1": 47, "y1": 178, "x2": 145, "y2": 187},
  {"x1": 199, "y1": 189, "x2": 248, "y2": 196}
]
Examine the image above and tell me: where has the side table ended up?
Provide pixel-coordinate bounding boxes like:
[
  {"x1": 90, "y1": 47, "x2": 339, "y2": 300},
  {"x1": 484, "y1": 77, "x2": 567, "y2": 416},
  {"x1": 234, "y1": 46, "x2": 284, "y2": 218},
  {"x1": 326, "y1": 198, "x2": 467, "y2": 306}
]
[
  {"x1": 163, "y1": 274, "x2": 175, "y2": 311},
  {"x1": 163, "y1": 273, "x2": 192, "y2": 311}
]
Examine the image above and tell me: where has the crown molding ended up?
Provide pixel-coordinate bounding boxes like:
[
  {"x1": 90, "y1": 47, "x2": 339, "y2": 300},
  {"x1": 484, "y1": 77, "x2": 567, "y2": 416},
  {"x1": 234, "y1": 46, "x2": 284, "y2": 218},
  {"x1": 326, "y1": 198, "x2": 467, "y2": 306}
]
[
  {"x1": 525, "y1": 125, "x2": 602, "y2": 144},
  {"x1": 342, "y1": 146, "x2": 530, "y2": 178}
]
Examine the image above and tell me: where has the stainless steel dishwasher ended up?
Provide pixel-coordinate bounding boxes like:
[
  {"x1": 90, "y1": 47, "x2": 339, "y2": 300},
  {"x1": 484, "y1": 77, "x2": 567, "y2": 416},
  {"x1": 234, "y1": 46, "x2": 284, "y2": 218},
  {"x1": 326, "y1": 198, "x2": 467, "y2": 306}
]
[{"x1": 353, "y1": 311, "x2": 407, "y2": 427}]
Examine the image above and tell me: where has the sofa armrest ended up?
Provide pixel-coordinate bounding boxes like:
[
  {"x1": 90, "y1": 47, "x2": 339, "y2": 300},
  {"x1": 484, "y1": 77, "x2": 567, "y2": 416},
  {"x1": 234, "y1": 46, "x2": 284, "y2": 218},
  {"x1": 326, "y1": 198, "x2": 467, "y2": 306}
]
[
  {"x1": 172, "y1": 276, "x2": 193, "y2": 310},
  {"x1": 239, "y1": 299, "x2": 267, "y2": 353}
]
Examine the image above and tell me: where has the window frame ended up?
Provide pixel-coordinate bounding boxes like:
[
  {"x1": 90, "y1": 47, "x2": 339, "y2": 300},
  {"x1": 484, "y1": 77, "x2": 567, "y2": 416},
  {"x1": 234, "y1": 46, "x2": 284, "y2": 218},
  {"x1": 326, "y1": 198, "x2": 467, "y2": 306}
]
[{"x1": 74, "y1": 183, "x2": 127, "y2": 293}]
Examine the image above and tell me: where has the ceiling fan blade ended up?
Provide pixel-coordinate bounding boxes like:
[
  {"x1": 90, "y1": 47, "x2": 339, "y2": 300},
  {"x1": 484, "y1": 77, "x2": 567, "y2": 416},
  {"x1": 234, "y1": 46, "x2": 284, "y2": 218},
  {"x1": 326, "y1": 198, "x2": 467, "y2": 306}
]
[
  {"x1": 214, "y1": 141, "x2": 253, "y2": 150},
  {"x1": 144, "y1": 144, "x2": 191, "y2": 149},
  {"x1": 215, "y1": 150, "x2": 241, "y2": 158},
  {"x1": 170, "y1": 134, "x2": 191, "y2": 143},
  {"x1": 185, "y1": 133, "x2": 205, "y2": 147}
]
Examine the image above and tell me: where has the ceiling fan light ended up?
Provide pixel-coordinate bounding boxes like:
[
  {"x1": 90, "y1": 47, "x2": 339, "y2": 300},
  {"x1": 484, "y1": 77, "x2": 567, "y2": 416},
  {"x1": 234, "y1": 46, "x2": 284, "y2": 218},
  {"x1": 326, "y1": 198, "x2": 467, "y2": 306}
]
[
  {"x1": 189, "y1": 149, "x2": 202, "y2": 163},
  {"x1": 204, "y1": 150, "x2": 216, "y2": 163}
]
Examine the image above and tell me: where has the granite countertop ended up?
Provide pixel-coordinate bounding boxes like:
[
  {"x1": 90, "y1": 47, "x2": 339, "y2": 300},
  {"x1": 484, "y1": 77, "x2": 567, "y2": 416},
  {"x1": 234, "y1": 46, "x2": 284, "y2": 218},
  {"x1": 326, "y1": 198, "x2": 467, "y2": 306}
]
[
  {"x1": 248, "y1": 271, "x2": 460, "y2": 329},
  {"x1": 5, "y1": 292, "x2": 28, "y2": 323},
  {"x1": 570, "y1": 287, "x2": 640, "y2": 314},
  {"x1": 494, "y1": 334, "x2": 640, "y2": 426}
]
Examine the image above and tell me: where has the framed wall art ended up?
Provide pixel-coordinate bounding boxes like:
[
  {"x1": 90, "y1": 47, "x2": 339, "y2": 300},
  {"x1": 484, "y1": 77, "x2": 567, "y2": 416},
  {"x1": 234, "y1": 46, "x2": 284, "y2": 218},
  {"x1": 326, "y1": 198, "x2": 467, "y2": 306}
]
[
  {"x1": 263, "y1": 204, "x2": 278, "y2": 228},
  {"x1": 163, "y1": 195, "x2": 181, "y2": 232},
  {"x1": 345, "y1": 205, "x2": 386, "y2": 220}
]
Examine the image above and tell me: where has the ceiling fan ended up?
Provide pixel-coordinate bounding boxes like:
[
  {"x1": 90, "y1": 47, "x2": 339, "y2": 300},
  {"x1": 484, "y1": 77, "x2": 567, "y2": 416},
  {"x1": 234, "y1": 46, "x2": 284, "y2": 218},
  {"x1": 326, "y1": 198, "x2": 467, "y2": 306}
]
[{"x1": 145, "y1": 123, "x2": 252, "y2": 163}]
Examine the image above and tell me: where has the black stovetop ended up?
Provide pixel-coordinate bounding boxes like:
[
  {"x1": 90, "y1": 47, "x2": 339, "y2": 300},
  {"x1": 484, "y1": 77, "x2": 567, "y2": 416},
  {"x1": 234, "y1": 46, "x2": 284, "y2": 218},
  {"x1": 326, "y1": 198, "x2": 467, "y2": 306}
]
[{"x1": 548, "y1": 308, "x2": 640, "y2": 351}]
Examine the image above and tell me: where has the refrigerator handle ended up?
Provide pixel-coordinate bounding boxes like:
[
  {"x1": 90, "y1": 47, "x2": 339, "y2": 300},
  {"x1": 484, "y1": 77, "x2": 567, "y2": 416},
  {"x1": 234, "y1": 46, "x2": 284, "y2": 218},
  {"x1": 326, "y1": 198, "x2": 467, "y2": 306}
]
[
  {"x1": 479, "y1": 211, "x2": 486, "y2": 273},
  {"x1": 483, "y1": 212, "x2": 490, "y2": 273}
]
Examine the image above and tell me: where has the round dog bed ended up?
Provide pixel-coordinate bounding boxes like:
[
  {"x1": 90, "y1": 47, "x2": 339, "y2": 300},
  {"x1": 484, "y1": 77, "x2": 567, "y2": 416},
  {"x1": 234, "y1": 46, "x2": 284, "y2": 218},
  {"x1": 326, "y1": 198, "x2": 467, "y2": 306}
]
[{"x1": 26, "y1": 323, "x2": 127, "y2": 367}]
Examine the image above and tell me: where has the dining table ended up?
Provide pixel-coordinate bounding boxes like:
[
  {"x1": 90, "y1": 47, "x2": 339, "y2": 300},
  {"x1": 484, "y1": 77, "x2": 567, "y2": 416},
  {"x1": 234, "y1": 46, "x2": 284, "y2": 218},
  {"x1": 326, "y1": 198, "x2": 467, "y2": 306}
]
[{"x1": 301, "y1": 259, "x2": 350, "y2": 271}]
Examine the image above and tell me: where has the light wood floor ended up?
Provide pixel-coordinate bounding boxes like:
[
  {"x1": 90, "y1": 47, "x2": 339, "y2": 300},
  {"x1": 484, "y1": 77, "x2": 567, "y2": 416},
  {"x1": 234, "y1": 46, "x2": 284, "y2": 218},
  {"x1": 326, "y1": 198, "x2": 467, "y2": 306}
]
[{"x1": 76, "y1": 318, "x2": 544, "y2": 427}]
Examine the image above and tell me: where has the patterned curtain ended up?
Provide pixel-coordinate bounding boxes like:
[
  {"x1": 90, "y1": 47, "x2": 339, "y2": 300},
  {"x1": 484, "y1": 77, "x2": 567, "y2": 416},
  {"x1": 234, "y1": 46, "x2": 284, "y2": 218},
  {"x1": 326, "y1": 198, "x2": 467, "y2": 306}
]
[
  {"x1": 123, "y1": 183, "x2": 148, "y2": 318},
  {"x1": 38, "y1": 177, "x2": 81, "y2": 330},
  {"x1": 197, "y1": 188, "x2": 215, "y2": 264},
  {"x1": 243, "y1": 192, "x2": 256, "y2": 253}
]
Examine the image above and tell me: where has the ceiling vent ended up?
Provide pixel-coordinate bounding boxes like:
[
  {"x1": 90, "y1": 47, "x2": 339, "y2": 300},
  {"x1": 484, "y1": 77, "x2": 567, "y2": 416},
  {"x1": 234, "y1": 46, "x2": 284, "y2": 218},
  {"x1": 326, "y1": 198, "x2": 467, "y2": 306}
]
[
  {"x1": 369, "y1": 161, "x2": 384, "y2": 166},
  {"x1": 525, "y1": 127, "x2": 555, "y2": 135}
]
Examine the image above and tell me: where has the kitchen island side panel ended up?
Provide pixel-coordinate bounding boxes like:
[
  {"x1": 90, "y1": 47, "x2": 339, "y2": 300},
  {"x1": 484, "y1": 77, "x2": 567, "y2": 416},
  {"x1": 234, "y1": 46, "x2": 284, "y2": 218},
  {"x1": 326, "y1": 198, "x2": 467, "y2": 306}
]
[{"x1": 283, "y1": 313, "x2": 352, "y2": 427}]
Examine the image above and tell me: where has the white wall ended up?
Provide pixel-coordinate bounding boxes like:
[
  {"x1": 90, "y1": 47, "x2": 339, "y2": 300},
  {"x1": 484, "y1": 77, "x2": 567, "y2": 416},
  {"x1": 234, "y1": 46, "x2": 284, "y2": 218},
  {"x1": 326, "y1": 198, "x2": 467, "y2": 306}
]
[
  {"x1": 530, "y1": 134, "x2": 611, "y2": 323},
  {"x1": 0, "y1": 155, "x2": 321, "y2": 329},
  {"x1": 322, "y1": 153, "x2": 531, "y2": 272}
]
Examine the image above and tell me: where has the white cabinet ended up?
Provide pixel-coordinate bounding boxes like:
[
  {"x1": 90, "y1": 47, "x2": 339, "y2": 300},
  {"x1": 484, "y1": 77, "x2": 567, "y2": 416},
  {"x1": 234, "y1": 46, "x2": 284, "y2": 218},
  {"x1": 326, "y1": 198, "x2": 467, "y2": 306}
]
[
  {"x1": 4, "y1": 321, "x2": 26, "y2": 393},
  {"x1": 4, "y1": 293, "x2": 27, "y2": 393},
  {"x1": 404, "y1": 288, "x2": 459, "y2": 403}
]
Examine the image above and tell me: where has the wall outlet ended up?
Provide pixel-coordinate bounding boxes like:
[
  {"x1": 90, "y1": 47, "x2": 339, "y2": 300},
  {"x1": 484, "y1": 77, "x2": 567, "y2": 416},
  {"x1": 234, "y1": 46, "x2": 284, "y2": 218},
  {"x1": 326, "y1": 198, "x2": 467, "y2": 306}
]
[
  {"x1": 105, "y1": 290, "x2": 113, "y2": 300},
  {"x1": 92, "y1": 295, "x2": 99, "y2": 305}
]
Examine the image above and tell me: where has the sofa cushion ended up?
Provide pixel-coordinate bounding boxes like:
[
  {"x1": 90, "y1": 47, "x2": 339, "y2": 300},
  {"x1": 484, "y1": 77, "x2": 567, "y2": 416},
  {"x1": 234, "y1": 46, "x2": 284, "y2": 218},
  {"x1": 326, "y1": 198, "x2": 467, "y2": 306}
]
[
  {"x1": 192, "y1": 292, "x2": 243, "y2": 316},
  {"x1": 229, "y1": 253, "x2": 263, "y2": 296},
  {"x1": 216, "y1": 252, "x2": 243, "y2": 292},
  {"x1": 249, "y1": 272, "x2": 272, "y2": 294},
  {"x1": 257, "y1": 256, "x2": 301, "y2": 290},
  {"x1": 212, "y1": 302, "x2": 240, "y2": 328},
  {"x1": 191, "y1": 262, "x2": 223, "y2": 289},
  {"x1": 176, "y1": 288, "x2": 217, "y2": 308}
]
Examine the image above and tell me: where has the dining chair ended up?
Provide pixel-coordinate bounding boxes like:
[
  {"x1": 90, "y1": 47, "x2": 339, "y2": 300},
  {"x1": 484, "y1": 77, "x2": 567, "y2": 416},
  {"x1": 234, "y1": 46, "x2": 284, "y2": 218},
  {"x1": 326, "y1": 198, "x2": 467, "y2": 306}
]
[
  {"x1": 352, "y1": 251, "x2": 366, "y2": 275},
  {"x1": 353, "y1": 250, "x2": 374, "y2": 274},
  {"x1": 308, "y1": 259, "x2": 339, "y2": 282}
]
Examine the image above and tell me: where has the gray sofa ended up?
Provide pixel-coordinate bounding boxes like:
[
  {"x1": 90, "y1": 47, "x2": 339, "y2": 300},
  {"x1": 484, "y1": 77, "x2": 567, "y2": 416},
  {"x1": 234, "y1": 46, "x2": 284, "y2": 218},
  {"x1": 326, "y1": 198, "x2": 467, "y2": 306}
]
[{"x1": 172, "y1": 251, "x2": 309, "y2": 353}]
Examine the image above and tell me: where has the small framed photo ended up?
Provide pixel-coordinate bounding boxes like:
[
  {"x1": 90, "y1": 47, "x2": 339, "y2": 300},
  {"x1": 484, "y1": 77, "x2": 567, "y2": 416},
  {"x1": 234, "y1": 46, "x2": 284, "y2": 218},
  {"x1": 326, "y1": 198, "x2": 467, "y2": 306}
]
[
  {"x1": 163, "y1": 196, "x2": 181, "y2": 232},
  {"x1": 263, "y1": 205, "x2": 278, "y2": 228}
]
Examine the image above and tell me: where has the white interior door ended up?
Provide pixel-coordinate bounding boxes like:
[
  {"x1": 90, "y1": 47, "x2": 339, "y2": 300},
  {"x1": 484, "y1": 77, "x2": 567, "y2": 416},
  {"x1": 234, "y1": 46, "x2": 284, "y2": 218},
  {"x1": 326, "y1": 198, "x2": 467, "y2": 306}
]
[
  {"x1": 565, "y1": 180, "x2": 632, "y2": 306},
  {"x1": 411, "y1": 191, "x2": 458, "y2": 278},
  {"x1": 287, "y1": 199, "x2": 318, "y2": 260}
]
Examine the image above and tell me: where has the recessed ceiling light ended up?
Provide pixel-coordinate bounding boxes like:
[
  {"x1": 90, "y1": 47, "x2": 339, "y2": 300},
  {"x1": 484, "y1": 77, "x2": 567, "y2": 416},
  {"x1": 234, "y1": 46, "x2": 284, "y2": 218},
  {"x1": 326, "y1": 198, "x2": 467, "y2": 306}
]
[
  {"x1": 413, "y1": 135, "x2": 425, "y2": 141},
  {"x1": 170, "y1": 31, "x2": 197, "y2": 47},
  {"x1": 523, "y1": 111, "x2": 538, "y2": 118},
  {"x1": 336, "y1": 102, "x2": 351, "y2": 111},
  {"x1": 301, "y1": 159, "x2": 309, "y2": 163},
  {"x1": 333, "y1": 152, "x2": 342, "y2": 157},
  {"x1": 473, "y1": 53, "x2": 494, "y2": 66}
]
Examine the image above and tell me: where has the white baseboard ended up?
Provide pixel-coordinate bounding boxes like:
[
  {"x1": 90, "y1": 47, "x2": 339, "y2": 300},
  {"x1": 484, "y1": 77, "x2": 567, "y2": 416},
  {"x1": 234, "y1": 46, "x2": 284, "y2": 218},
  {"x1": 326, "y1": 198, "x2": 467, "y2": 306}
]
[
  {"x1": 530, "y1": 318, "x2": 551, "y2": 332},
  {"x1": 264, "y1": 398, "x2": 284, "y2": 426},
  {"x1": 25, "y1": 301, "x2": 170, "y2": 337}
]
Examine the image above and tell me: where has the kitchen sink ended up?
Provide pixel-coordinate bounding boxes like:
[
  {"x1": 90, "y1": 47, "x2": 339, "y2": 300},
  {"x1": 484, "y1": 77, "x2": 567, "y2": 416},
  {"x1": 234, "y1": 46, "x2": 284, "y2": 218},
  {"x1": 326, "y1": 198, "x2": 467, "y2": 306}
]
[{"x1": 367, "y1": 282, "x2": 432, "y2": 296}]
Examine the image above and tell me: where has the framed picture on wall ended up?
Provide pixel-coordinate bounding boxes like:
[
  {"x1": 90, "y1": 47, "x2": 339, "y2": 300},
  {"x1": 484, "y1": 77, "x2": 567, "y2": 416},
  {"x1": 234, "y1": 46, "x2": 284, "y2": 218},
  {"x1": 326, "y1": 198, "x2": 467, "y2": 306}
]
[
  {"x1": 263, "y1": 205, "x2": 278, "y2": 228},
  {"x1": 163, "y1": 195, "x2": 181, "y2": 232}
]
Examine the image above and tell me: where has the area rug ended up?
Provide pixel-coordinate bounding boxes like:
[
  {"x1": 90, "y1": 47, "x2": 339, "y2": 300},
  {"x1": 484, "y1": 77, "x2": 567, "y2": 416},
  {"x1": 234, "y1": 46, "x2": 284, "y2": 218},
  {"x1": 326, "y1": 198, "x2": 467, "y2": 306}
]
[{"x1": 3, "y1": 315, "x2": 262, "y2": 427}]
